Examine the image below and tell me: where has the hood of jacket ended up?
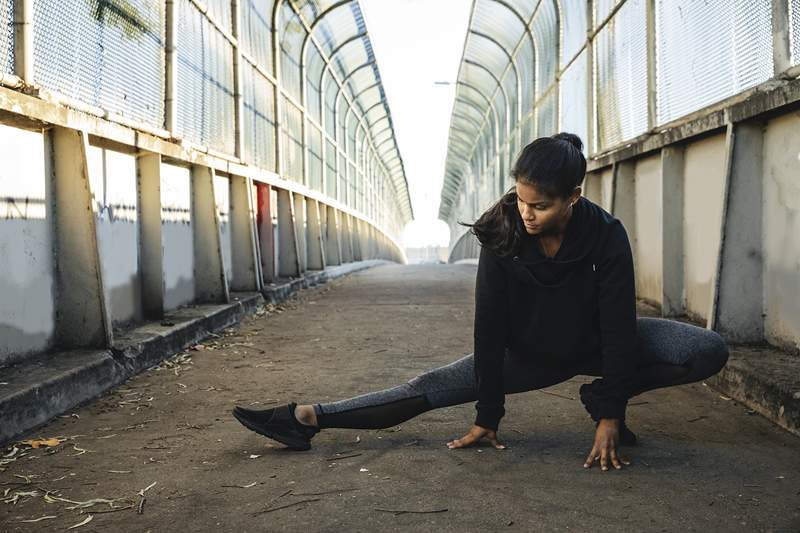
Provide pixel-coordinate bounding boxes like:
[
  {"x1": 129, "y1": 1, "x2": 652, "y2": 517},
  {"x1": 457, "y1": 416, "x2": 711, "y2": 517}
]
[{"x1": 509, "y1": 197, "x2": 608, "y2": 288}]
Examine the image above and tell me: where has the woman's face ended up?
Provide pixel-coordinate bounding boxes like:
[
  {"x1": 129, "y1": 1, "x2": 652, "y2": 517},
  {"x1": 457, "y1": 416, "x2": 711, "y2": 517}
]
[{"x1": 515, "y1": 181, "x2": 579, "y2": 236}]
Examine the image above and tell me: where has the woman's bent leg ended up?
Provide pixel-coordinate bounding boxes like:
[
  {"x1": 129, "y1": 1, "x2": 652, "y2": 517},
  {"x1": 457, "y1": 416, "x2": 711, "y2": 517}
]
[
  {"x1": 314, "y1": 351, "x2": 575, "y2": 430},
  {"x1": 627, "y1": 317, "x2": 730, "y2": 397}
]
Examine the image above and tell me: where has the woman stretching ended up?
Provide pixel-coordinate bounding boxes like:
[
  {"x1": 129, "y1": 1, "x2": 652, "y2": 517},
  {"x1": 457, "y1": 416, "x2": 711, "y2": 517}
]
[{"x1": 233, "y1": 132, "x2": 729, "y2": 472}]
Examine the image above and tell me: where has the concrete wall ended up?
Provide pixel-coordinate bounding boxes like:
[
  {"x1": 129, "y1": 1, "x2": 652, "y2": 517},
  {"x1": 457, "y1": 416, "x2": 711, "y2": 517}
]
[
  {"x1": 161, "y1": 163, "x2": 194, "y2": 310},
  {"x1": 682, "y1": 133, "x2": 727, "y2": 320},
  {"x1": 762, "y1": 113, "x2": 800, "y2": 351},
  {"x1": 633, "y1": 154, "x2": 662, "y2": 305},
  {"x1": 86, "y1": 145, "x2": 141, "y2": 326},
  {"x1": 0, "y1": 125, "x2": 56, "y2": 366}
]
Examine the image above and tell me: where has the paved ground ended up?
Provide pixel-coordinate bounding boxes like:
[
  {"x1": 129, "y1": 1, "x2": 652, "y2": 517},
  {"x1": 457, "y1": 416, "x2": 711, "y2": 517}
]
[{"x1": 2, "y1": 264, "x2": 799, "y2": 532}]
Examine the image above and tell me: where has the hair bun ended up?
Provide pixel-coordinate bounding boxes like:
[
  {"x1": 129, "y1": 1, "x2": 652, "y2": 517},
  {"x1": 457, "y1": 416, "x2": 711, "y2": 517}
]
[{"x1": 552, "y1": 132, "x2": 583, "y2": 152}]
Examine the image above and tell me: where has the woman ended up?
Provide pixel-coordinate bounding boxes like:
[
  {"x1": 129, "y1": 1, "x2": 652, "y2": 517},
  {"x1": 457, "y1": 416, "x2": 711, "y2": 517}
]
[{"x1": 232, "y1": 132, "x2": 729, "y2": 472}]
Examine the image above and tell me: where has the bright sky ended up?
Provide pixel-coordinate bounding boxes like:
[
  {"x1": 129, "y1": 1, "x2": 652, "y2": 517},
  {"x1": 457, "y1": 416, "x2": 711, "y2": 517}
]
[{"x1": 360, "y1": 0, "x2": 472, "y2": 248}]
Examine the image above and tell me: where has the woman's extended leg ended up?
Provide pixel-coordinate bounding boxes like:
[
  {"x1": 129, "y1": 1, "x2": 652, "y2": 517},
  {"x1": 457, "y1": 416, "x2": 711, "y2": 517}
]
[{"x1": 310, "y1": 351, "x2": 576, "y2": 430}]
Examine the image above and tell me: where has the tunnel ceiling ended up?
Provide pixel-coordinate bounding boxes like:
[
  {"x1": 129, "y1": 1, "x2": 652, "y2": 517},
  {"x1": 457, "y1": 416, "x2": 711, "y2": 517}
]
[
  {"x1": 438, "y1": 0, "x2": 584, "y2": 222},
  {"x1": 290, "y1": 0, "x2": 413, "y2": 222}
]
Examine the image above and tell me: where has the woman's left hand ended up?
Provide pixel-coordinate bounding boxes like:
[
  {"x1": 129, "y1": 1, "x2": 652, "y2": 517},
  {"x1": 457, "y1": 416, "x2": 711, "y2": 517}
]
[{"x1": 583, "y1": 418, "x2": 631, "y2": 471}]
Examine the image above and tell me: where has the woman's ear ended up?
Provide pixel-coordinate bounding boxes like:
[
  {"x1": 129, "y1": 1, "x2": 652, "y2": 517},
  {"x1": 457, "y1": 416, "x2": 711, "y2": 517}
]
[{"x1": 569, "y1": 186, "x2": 582, "y2": 206}]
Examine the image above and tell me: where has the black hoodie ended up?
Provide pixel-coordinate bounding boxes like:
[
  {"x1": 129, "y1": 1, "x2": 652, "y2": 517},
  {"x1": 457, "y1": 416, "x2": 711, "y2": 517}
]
[{"x1": 473, "y1": 196, "x2": 638, "y2": 431}]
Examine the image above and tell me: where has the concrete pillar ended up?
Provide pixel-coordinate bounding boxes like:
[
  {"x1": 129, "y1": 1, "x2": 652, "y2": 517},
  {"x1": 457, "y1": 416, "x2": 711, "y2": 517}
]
[
  {"x1": 229, "y1": 175, "x2": 261, "y2": 291},
  {"x1": 352, "y1": 217, "x2": 363, "y2": 261},
  {"x1": 256, "y1": 183, "x2": 276, "y2": 282},
  {"x1": 612, "y1": 160, "x2": 636, "y2": 250},
  {"x1": 137, "y1": 152, "x2": 164, "y2": 319},
  {"x1": 306, "y1": 198, "x2": 325, "y2": 271},
  {"x1": 191, "y1": 164, "x2": 229, "y2": 303},
  {"x1": 276, "y1": 188, "x2": 300, "y2": 278},
  {"x1": 325, "y1": 205, "x2": 342, "y2": 266},
  {"x1": 293, "y1": 192, "x2": 307, "y2": 272},
  {"x1": 661, "y1": 145, "x2": 685, "y2": 317},
  {"x1": 340, "y1": 212, "x2": 354, "y2": 263},
  {"x1": 712, "y1": 121, "x2": 765, "y2": 341},
  {"x1": 50, "y1": 127, "x2": 112, "y2": 348}
]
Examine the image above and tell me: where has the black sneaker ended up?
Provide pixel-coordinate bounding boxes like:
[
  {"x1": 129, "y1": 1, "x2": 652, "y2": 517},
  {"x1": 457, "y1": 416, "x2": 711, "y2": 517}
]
[
  {"x1": 578, "y1": 383, "x2": 638, "y2": 446},
  {"x1": 232, "y1": 402, "x2": 319, "y2": 451}
]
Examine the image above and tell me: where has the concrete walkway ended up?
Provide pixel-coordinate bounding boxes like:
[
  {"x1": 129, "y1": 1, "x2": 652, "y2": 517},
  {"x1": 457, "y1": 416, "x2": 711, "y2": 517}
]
[{"x1": 2, "y1": 264, "x2": 799, "y2": 532}]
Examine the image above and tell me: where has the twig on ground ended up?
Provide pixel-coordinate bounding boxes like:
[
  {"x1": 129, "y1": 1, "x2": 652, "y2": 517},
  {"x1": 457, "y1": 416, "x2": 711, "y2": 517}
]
[
  {"x1": 253, "y1": 498, "x2": 321, "y2": 515},
  {"x1": 325, "y1": 453, "x2": 362, "y2": 461},
  {"x1": 290, "y1": 487, "x2": 359, "y2": 496},
  {"x1": 537, "y1": 390, "x2": 575, "y2": 401},
  {"x1": 375, "y1": 507, "x2": 448, "y2": 516}
]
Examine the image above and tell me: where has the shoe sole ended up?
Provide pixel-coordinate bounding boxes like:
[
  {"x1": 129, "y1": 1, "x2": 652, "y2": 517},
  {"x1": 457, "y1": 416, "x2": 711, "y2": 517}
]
[{"x1": 232, "y1": 408, "x2": 311, "y2": 451}]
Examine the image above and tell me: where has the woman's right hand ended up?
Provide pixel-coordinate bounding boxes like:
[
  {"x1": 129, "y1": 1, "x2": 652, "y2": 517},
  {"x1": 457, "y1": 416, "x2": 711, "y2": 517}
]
[{"x1": 447, "y1": 425, "x2": 507, "y2": 450}]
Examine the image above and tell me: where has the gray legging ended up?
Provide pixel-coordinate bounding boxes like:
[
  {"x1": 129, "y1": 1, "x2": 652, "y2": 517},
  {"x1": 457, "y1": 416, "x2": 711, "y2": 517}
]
[{"x1": 313, "y1": 317, "x2": 730, "y2": 429}]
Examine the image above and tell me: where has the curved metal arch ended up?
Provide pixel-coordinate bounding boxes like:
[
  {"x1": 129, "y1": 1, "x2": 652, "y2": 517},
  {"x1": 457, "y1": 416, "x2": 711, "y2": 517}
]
[
  {"x1": 464, "y1": 59, "x2": 510, "y2": 141},
  {"x1": 452, "y1": 111, "x2": 484, "y2": 133},
  {"x1": 468, "y1": 30, "x2": 522, "y2": 129},
  {"x1": 275, "y1": 0, "x2": 412, "y2": 222}
]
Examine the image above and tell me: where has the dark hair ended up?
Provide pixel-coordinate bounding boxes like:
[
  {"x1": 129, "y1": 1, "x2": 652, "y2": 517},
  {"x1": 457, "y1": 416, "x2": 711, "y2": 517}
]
[{"x1": 458, "y1": 132, "x2": 587, "y2": 257}]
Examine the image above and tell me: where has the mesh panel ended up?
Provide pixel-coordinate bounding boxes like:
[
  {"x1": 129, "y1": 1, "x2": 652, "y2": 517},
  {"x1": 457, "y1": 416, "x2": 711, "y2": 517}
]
[
  {"x1": 308, "y1": 123, "x2": 323, "y2": 192},
  {"x1": 657, "y1": 0, "x2": 773, "y2": 125},
  {"x1": 33, "y1": 0, "x2": 164, "y2": 127},
  {"x1": 326, "y1": 140, "x2": 336, "y2": 198},
  {"x1": 176, "y1": 0, "x2": 235, "y2": 153},
  {"x1": 790, "y1": 0, "x2": 800, "y2": 66},
  {"x1": 242, "y1": 64, "x2": 276, "y2": 171},
  {"x1": 1, "y1": 0, "x2": 12, "y2": 75},
  {"x1": 559, "y1": 51, "x2": 588, "y2": 154},
  {"x1": 240, "y1": 0, "x2": 274, "y2": 73},
  {"x1": 594, "y1": 0, "x2": 648, "y2": 150},
  {"x1": 338, "y1": 153, "x2": 346, "y2": 203},
  {"x1": 205, "y1": 0, "x2": 231, "y2": 31},
  {"x1": 279, "y1": 2, "x2": 305, "y2": 101},
  {"x1": 536, "y1": 91, "x2": 557, "y2": 137},
  {"x1": 281, "y1": 97, "x2": 303, "y2": 181}
]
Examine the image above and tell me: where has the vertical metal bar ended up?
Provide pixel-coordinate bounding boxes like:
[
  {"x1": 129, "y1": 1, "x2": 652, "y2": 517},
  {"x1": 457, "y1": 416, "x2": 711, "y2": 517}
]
[
  {"x1": 12, "y1": 0, "x2": 33, "y2": 83},
  {"x1": 272, "y1": 2, "x2": 284, "y2": 176},
  {"x1": 165, "y1": 0, "x2": 178, "y2": 133},
  {"x1": 232, "y1": 0, "x2": 245, "y2": 159},
  {"x1": 137, "y1": 152, "x2": 164, "y2": 319},
  {"x1": 645, "y1": 0, "x2": 658, "y2": 130},
  {"x1": 772, "y1": 0, "x2": 792, "y2": 76}
]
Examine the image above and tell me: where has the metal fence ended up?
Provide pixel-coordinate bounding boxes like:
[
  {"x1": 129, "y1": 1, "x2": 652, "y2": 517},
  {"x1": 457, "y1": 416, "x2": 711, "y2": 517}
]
[
  {"x1": 1, "y1": 0, "x2": 411, "y2": 239},
  {"x1": 440, "y1": 0, "x2": 799, "y2": 226}
]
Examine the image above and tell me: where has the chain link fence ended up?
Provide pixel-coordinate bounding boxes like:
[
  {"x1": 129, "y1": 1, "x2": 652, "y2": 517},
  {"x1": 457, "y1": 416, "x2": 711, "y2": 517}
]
[{"x1": 0, "y1": 0, "x2": 12, "y2": 76}]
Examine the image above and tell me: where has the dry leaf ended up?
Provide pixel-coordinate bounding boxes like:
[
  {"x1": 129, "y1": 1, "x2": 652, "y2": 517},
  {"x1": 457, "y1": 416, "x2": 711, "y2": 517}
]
[{"x1": 20, "y1": 438, "x2": 61, "y2": 449}]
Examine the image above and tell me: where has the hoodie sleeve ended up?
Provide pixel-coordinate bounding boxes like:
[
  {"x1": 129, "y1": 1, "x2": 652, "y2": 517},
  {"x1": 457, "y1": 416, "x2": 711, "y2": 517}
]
[
  {"x1": 473, "y1": 245, "x2": 510, "y2": 431},
  {"x1": 591, "y1": 222, "x2": 638, "y2": 420}
]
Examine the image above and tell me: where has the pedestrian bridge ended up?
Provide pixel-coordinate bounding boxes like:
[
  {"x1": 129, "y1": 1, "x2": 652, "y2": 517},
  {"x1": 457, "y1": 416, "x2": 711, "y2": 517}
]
[{"x1": 1, "y1": 0, "x2": 799, "y2": 464}]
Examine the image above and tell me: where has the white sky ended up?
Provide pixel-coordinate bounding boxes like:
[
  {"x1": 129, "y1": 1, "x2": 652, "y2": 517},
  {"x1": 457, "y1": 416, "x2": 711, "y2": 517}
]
[{"x1": 359, "y1": 0, "x2": 472, "y2": 248}]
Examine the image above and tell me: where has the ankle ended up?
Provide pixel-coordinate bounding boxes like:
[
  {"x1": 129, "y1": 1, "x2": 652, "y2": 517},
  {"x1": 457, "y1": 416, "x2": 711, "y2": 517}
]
[{"x1": 294, "y1": 404, "x2": 318, "y2": 427}]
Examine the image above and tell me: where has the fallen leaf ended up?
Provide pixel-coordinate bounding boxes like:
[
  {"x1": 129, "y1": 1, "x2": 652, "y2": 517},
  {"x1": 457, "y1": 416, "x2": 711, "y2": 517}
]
[
  {"x1": 249, "y1": 454, "x2": 261, "y2": 459},
  {"x1": 20, "y1": 438, "x2": 62, "y2": 449}
]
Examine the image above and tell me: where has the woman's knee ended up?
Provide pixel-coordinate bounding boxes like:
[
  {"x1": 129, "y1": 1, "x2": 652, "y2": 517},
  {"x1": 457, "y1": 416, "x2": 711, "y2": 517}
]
[{"x1": 693, "y1": 330, "x2": 730, "y2": 379}]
